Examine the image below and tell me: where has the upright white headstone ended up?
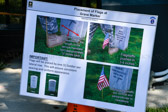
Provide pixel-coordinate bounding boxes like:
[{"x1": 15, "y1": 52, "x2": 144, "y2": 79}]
[
  {"x1": 109, "y1": 66, "x2": 133, "y2": 91},
  {"x1": 48, "y1": 79, "x2": 56, "y2": 92},
  {"x1": 114, "y1": 26, "x2": 131, "y2": 50},
  {"x1": 100, "y1": 24, "x2": 113, "y2": 35},
  {"x1": 60, "y1": 19, "x2": 88, "y2": 42},
  {"x1": 30, "y1": 75, "x2": 38, "y2": 89}
]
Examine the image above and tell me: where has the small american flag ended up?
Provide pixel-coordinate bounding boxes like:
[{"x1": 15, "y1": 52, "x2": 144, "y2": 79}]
[
  {"x1": 102, "y1": 33, "x2": 110, "y2": 49},
  {"x1": 97, "y1": 66, "x2": 110, "y2": 91}
]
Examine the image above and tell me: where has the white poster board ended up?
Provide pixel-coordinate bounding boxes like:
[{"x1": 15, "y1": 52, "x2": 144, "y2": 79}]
[{"x1": 20, "y1": 0, "x2": 158, "y2": 112}]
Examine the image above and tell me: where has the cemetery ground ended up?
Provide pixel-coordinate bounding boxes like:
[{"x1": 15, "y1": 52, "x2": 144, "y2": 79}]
[
  {"x1": 34, "y1": 18, "x2": 86, "y2": 59},
  {"x1": 84, "y1": 63, "x2": 138, "y2": 107},
  {"x1": 0, "y1": 57, "x2": 168, "y2": 112},
  {"x1": 87, "y1": 26, "x2": 143, "y2": 67}
]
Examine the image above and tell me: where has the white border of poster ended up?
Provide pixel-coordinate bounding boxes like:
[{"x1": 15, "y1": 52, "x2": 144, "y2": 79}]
[{"x1": 20, "y1": 0, "x2": 158, "y2": 112}]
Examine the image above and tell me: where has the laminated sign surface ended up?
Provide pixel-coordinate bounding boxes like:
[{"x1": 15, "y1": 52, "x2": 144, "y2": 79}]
[{"x1": 20, "y1": 0, "x2": 158, "y2": 112}]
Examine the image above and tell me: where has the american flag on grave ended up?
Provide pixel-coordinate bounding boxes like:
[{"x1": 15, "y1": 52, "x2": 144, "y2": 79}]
[
  {"x1": 97, "y1": 66, "x2": 110, "y2": 91},
  {"x1": 102, "y1": 33, "x2": 110, "y2": 49}
]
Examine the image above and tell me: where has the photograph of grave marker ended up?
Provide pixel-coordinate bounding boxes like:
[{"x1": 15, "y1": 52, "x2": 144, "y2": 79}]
[
  {"x1": 109, "y1": 66, "x2": 133, "y2": 91},
  {"x1": 34, "y1": 15, "x2": 88, "y2": 59},
  {"x1": 45, "y1": 73, "x2": 59, "y2": 97},
  {"x1": 87, "y1": 23, "x2": 144, "y2": 67},
  {"x1": 30, "y1": 75, "x2": 38, "y2": 89},
  {"x1": 60, "y1": 19, "x2": 88, "y2": 42},
  {"x1": 84, "y1": 62, "x2": 138, "y2": 106},
  {"x1": 27, "y1": 71, "x2": 41, "y2": 94},
  {"x1": 114, "y1": 26, "x2": 131, "y2": 50},
  {"x1": 48, "y1": 79, "x2": 56, "y2": 92}
]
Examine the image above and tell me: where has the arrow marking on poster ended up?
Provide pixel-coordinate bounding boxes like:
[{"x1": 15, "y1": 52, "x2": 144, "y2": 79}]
[{"x1": 61, "y1": 25, "x2": 79, "y2": 37}]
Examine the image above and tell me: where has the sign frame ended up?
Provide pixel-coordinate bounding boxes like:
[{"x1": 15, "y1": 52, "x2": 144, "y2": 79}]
[{"x1": 20, "y1": 0, "x2": 158, "y2": 112}]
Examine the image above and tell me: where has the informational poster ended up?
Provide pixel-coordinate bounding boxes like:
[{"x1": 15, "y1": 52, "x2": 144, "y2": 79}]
[{"x1": 20, "y1": 0, "x2": 158, "y2": 112}]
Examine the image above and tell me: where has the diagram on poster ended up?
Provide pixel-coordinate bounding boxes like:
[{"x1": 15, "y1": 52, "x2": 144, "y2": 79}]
[
  {"x1": 20, "y1": 0, "x2": 158, "y2": 112},
  {"x1": 35, "y1": 15, "x2": 88, "y2": 59}
]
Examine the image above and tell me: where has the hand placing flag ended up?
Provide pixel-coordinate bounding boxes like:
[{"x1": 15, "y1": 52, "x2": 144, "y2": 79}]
[
  {"x1": 102, "y1": 33, "x2": 110, "y2": 49},
  {"x1": 97, "y1": 66, "x2": 110, "y2": 91}
]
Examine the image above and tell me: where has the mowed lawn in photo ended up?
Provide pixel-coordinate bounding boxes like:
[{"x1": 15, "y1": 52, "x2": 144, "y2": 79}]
[
  {"x1": 34, "y1": 17, "x2": 86, "y2": 59},
  {"x1": 84, "y1": 63, "x2": 138, "y2": 106},
  {"x1": 87, "y1": 26, "x2": 144, "y2": 67}
]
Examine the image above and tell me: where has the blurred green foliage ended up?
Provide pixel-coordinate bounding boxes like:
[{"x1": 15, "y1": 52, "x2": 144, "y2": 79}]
[
  {"x1": 0, "y1": 0, "x2": 5, "y2": 4},
  {"x1": 36, "y1": 0, "x2": 97, "y2": 8},
  {"x1": 0, "y1": 0, "x2": 98, "y2": 24},
  {"x1": 146, "y1": 106, "x2": 168, "y2": 112},
  {"x1": 0, "y1": 0, "x2": 24, "y2": 13}
]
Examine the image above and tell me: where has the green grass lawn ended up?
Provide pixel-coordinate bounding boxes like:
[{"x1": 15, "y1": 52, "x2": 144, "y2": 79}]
[
  {"x1": 146, "y1": 106, "x2": 168, "y2": 112},
  {"x1": 87, "y1": 26, "x2": 143, "y2": 67},
  {"x1": 84, "y1": 63, "x2": 138, "y2": 107}
]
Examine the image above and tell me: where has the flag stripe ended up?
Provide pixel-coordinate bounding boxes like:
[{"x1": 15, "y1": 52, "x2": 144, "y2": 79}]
[
  {"x1": 102, "y1": 33, "x2": 110, "y2": 49},
  {"x1": 97, "y1": 67, "x2": 110, "y2": 91}
]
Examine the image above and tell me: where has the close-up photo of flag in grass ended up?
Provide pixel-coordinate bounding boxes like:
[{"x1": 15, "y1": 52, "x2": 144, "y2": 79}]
[
  {"x1": 87, "y1": 23, "x2": 144, "y2": 67},
  {"x1": 84, "y1": 62, "x2": 139, "y2": 106}
]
